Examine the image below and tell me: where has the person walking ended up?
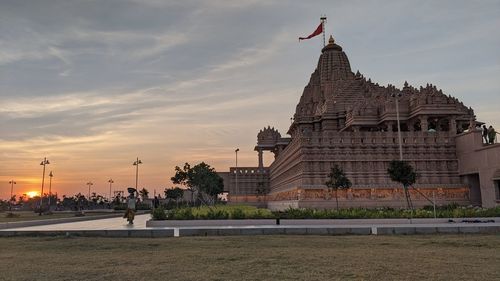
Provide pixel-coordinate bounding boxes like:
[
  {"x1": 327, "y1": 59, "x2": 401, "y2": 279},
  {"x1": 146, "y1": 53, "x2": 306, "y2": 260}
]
[
  {"x1": 488, "y1": 126, "x2": 497, "y2": 144},
  {"x1": 482, "y1": 125, "x2": 488, "y2": 143},
  {"x1": 124, "y1": 188, "x2": 137, "y2": 224}
]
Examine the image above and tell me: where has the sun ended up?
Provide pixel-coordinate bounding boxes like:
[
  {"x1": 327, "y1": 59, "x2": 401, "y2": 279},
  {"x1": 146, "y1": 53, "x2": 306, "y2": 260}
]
[{"x1": 26, "y1": 191, "x2": 39, "y2": 198}]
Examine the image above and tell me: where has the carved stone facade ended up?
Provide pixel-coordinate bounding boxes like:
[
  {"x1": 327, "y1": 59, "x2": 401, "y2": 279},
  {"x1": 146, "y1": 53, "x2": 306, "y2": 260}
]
[{"x1": 221, "y1": 35, "x2": 500, "y2": 209}]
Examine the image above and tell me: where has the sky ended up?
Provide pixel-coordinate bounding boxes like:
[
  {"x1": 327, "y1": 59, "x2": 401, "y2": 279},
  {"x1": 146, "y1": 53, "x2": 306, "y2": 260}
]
[{"x1": 1, "y1": 0, "x2": 499, "y2": 199}]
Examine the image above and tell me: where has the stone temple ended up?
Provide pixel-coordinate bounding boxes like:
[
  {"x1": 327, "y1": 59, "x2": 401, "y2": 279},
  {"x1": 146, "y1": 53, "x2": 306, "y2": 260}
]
[{"x1": 219, "y1": 36, "x2": 500, "y2": 210}]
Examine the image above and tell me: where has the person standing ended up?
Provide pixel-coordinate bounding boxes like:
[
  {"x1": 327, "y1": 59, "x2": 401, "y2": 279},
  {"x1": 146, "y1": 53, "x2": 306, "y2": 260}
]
[
  {"x1": 488, "y1": 126, "x2": 497, "y2": 144},
  {"x1": 153, "y1": 196, "x2": 159, "y2": 209},
  {"x1": 482, "y1": 125, "x2": 488, "y2": 143}
]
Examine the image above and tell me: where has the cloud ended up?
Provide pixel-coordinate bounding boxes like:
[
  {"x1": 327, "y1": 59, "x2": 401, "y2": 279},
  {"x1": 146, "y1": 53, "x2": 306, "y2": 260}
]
[{"x1": 1, "y1": 0, "x2": 499, "y2": 198}]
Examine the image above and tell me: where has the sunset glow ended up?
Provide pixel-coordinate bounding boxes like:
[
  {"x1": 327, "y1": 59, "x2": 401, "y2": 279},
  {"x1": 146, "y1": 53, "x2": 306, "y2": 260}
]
[
  {"x1": 26, "y1": 191, "x2": 39, "y2": 198},
  {"x1": 1, "y1": 1, "x2": 499, "y2": 200}
]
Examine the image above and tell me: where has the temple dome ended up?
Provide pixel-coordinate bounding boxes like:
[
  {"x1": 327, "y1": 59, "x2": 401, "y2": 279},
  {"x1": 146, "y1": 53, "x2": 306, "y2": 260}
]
[
  {"x1": 322, "y1": 35, "x2": 343, "y2": 52},
  {"x1": 317, "y1": 35, "x2": 352, "y2": 82}
]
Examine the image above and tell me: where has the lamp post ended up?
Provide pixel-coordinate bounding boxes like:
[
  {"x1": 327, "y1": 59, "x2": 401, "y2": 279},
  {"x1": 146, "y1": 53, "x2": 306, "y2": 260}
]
[
  {"x1": 9, "y1": 180, "x2": 16, "y2": 211},
  {"x1": 108, "y1": 179, "x2": 114, "y2": 201},
  {"x1": 235, "y1": 148, "x2": 239, "y2": 201},
  {"x1": 133, "y1": 157, "x2": 142, "y2": 191},
  {"x1": 39, "y1": 157, "x2": 50, "y2": 215},
  {"x1": 392, "y1": 92, "x2": 403, "y2": 160},
  {"x1": 86, "y1": 181, "x2": 93, "y2": 201},
  {"x1": 48, "y1": 171, "x2": 53, "y2": 209}
]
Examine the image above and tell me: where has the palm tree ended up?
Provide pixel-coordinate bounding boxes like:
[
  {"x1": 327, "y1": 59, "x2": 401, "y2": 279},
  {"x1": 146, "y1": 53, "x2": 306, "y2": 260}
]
[{"x1": 139, "y1": 188, "x2": 149, "y2": 200}]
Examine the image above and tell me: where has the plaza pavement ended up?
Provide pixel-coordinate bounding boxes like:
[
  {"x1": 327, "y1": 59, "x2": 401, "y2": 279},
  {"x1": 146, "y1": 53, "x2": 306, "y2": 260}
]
[{"x1": 0, "y1": 214, "x2": 499, "y2": 237}]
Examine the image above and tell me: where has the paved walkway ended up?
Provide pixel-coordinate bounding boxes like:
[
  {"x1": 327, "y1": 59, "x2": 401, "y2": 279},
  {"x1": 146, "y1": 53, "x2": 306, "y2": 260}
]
[
  {"x1": 1, "y1": 214, "x2": 151, "y2": 231},
  {"x1": 1, "y1": 215, "x2": 499, "y2": 237}
]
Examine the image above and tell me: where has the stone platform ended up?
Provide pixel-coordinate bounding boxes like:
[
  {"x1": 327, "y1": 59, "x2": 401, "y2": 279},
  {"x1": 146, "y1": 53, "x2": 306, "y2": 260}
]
[{"x1": 0, "y1": 215, "x2": 499, "y2": 237}]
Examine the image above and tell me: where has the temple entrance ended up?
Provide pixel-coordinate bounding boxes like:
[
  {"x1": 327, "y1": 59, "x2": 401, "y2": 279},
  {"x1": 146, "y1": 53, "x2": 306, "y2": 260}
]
[{"x1": 461, "y1": 174, "x2": 482, "y2": 206}]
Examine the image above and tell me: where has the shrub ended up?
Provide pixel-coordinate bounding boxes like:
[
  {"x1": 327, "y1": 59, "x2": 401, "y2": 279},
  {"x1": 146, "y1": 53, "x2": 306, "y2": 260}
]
[
  {"x1": 230, "y1": 208, "x2": 246, "y2": 219},
  {"x1": 171, "y1": 208, "x2": 195, "y2": 220},
  {"x1": 252, "y1": 209, "x2": 275, "y2": 219},
  {"x1": 151, "y1": 206, "x2": 167, "y2": 220},
  {"x1": 209, "y1": 208, "x2": 230, "y2": 219},
  {"x1": 273, "y1": 206, "x2": 500, "y2": 220}
]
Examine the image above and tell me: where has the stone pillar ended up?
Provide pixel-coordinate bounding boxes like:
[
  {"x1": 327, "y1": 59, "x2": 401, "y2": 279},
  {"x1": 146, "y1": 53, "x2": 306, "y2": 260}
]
[
  {"x1": 408, "y1": 120, "x2": 414, "y2": 132},
  {"x1": 450, "y1": 118, "x2": 457, "y2": 134},
  {"x1": 387, "y1": 122, "x2": 394, "y2": 132},
  {"x1": 468, "y1": 117, "x2": 476, "y2": 131},
  {"x1": 420, "y1": 115, "x2": 428, "y2": 131},
  {"x1": 258, "y1": 148, "x2": 264, "y2": 169}
]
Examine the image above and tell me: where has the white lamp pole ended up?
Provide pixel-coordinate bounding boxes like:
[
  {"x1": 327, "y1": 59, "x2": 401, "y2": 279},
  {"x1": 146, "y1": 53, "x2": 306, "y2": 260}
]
[
  {"x1": 39, "y1": 157, "x2": 50, "y2": 215},
  {"x1": 48, "y1": 171, "x2": 53, "y2": 209},
  {"x1": 108, "y1": 179, "x2": 114, "y2": 200},
  {"x1": 235, "y1": 148, "x2": 239, "y2": 201},
  {"x1": 86, "y1": 181, "x2": 93, "y2": 200},
  {"x1": 9, "y1": 180, "x2": 16, "y2": 211},
  {"x1": 133, "y1": 157, "x2": 142, "y2": 191}
]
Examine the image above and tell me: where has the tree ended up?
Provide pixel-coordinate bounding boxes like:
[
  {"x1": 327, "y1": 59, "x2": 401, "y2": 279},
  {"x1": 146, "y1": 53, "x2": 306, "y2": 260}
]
[
  {"x1": 18, "y1": 194, "x2": 25, "y2": 204},
  {"x1": 171, "y1": 162, "x2": 224, "y2": 205},
  {"x1": 387, "y1": 160, "x2": 417, "y2": 210},
  {"x1": 139, "y1": 188, "x2": 149, "y2": 200},
  {"x1": 256, "y1": 182, "x2": 270, "y2": 202},
  {"x1": 165, "y1": 187, "x2": 184, "y2": 207},
  {"x1": 74, "y1": 193, "x2": 87, "y2": 211},
  {"x1": 325, "y1": 165, "x2": 352, "y2": 210}
]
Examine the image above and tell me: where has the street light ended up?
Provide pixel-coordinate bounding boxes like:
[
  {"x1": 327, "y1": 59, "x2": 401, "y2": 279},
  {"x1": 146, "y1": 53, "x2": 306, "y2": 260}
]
[
  {"x1": 235, "y1": 148, "x2": 239, "y2": 201},
  {"x1": 48, "y1": 171, "x2": 53, "y2": 209},
  {"x1": 86, "y1": 181, "x2": 93, "y2": 200},
  {"x1": 9, "y1": 180, "x2": 16, "y2": 211},
  {"x1": 391, "y1": 92, "x2": 403, "y2": 161},
  {"x1": 108, "y1": 179, "x2": 114, "y2": 200},
  {"x1": 133, "y1": 157, "x2": 142, "y2": 190},
  {"x1": 39, "y1": 157, "x2": 50, "y2": 215}
]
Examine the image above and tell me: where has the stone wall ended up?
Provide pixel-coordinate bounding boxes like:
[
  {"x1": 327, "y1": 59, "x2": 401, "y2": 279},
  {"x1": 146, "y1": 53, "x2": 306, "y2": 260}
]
[
  {"x1": 266, "y1": 187, "x2": 469, "y2": 210},
  {"x1": 270, "y1": 130, "x2": 461, "y2": 191},
  {"x1": 218, "y1": 167, "x2": 269, "y2": 197},
  {"x1": 456, "y1": 130, "x2": 500, "y2": 208}
]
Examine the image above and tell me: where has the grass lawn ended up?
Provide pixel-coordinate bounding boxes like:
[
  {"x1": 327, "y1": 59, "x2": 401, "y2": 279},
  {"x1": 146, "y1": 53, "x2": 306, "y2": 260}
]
[
  {"x1": 0, "y1": 211, "x2": 115, "y2": 223},
  {"x1": 0, "y1": 235, "x2": 499, "y2": 281}
]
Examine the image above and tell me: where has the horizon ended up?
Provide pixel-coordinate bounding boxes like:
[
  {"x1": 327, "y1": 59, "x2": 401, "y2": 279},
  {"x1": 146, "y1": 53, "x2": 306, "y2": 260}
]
[{"x1": 1, "y1": 0, "x2": 499, "y2": 199}]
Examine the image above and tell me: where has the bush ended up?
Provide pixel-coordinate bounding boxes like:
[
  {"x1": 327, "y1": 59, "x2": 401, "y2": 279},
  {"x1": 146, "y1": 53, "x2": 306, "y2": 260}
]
[
  {"x1": 230, "y1": 208, "x2": 246, "y2": 219},
  {"x1": 149, "y1": 204, "x2": 500, "y2": 220},
  {"x1": 151, "y1": 206, "x2": 167, "y2": 220},
  {"x1": 273, "y1": 206, "x2": 500, "y2": 220},
  {"x1": 171, "y1": 208, "x2": 195, "y2": 220},
  {"x1": 154, "y1": 205, "x2": 275, "y2": 220},
  {"x1": 206, "y1": 208, "x2": 229, "y2": 220}
]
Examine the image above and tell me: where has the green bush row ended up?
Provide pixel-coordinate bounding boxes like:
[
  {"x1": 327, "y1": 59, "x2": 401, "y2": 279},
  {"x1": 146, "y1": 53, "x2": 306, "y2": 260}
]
[
  {"x1": 150, "y1": 204, "x2": 500, "y2": 220},
  {"x1": 151, "y1": 205, "x2": 274, "y2": 220},
  {"x1": 277, "y1": 206, "x2": 500, "y2": 219}
]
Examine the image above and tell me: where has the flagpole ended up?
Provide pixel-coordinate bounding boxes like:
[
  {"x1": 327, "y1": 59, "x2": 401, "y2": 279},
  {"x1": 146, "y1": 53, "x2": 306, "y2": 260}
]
[{"x1": 320, "y1": 16, "x2": 327, "y2": 47}]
